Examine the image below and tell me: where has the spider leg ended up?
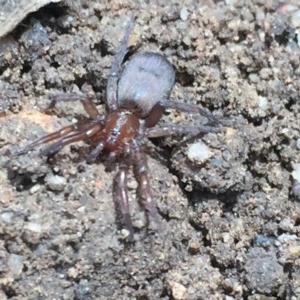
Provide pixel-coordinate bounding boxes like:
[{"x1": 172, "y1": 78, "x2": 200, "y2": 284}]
[
  {"x1": 14, "y1": 124, "x2": 78, "y2": 155},
  {"x1": 131, "y1": 140, "x2": 159, "y2": 231},
  {"x1": 86, "y1": 141, "x2": 105, "y2": 162},
  {"x1": 113, "y1": 165, "x2": 134, "y2": 242},
  {"x1": 15, "y1": 120, "x2": 103, "y2": 156},
  {"x1": 146, "y1": 124, "x2": 223, "y2": 138},
  {"x1": 48, "y1": 93, "x2": 99, "y2": 118},
  {"x1": 106, "y1": 19, "x2": 134, "y2": 112},
  {"x1": 40, "y1": 123, "x2": 103, "y2": 156},
  {"x1": 158, "y1": 99, "x2": 232, "y2": 126}
]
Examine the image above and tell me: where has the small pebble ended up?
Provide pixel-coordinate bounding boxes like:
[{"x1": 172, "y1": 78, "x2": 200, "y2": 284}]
[
  {"x1": 291, "y1": 10, "x2": 300, "y2": 28},
  {"x1": 76, "y1": 279, "x2": 91, "y2": 297},
  {"x1": 188, "y1": 240, "x2": 200, "y2": 254},
  {"x1": 29, "y1": 184, "x2": 41, "y2": 194},
  {"x1": 180, "y1": 7, "x2": 188, "y2": 21},
  {"x1": 291, "y1": 164, "x2": 300, "y2": 197},
  {"x1": 120, "y1": 229, "x2": 130, "y2": 239},
  {"x1": 8, "y1": 254, "x2": 23, "y2": 276},
  {"x1": 45, "y1": 174, "x2": 67, "y2": 191},
  {"x1": 257, "y1": 96, "x2": 268, "y2": 116},
  {"x1": 167, "y1": 280, "x2": 187, "y2": 300},
  {"x1": 24, "y1": 222, "x2": 42, "y2": 233},
  {"x1": 1, "y1": 211, "x2": 14, "y2": 224},
  {"x1": 68, "y1": 267, "x2": 78, "y2": 278},
  {"x1": 57, "y1": 15, "x2": 74, "y2": 28},
  {"x1": 278, "y1": 218, "x2": 294, "y2": 231},
  {"x1": 187, "y1": 141, "x2": 213, "y2": 164},
  {"x1": 277, "y1": 233, "x2": 297, "y2": 244}
]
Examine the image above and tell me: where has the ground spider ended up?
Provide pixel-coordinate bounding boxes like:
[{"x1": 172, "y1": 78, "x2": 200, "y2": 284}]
[{"x1": 16, "y1": 19, "x2": 226, "y2": 241}]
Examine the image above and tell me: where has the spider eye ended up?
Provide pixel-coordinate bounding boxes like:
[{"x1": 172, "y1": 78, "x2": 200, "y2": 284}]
[{"x1": 110, "y1": 128, "x2": 118, "y2": 136}]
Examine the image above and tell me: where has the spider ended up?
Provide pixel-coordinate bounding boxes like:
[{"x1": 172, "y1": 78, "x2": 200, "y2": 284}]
[{"x1": 15, "y1": 19, "x2": 226, "y2": 241}]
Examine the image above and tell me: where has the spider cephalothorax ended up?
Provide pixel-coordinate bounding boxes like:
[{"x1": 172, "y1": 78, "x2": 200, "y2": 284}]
[{"x1": 15, "y1": 19, "x2": 225, "y2": 241}]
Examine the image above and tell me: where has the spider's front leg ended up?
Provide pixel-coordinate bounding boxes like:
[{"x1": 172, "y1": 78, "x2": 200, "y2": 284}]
[
  {"x1": 15, "y1": 121, "x2": 103, "y2": 156},
  {"x1": 39, "y1": 123, "x2": 103, "y2": 156},
  {"x1": 106, "y1": 19, "x2": 134, "y2": 111},
  {"x1": 14, "y1": 92, "x2": 104, "y2": 156},
  {"x1": 14, "y1": 124, "x2": 77, "y2": 155}
]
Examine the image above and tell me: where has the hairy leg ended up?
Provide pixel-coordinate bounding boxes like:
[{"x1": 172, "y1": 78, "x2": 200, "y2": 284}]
[
  {"x1": 146, "y1": 124, "x2": 223, "y2": 138},
  {"x1": 39, "y1": 123, "x2": 103, "y2": 155},
  {"x1": 113, "y1": 165, "x2": 134, "y2": 242},
  {"x1": 15, "y1": 122, "x2": 103, "y2": 156},
  {"x1": 14, "y1": 124, "x2": 77, "y2": 155},
  {"x1": 48, "y1": 93, "x2": 99, "y2": 118},
  {"x1": 86, "y1": 141, "x2": 105, "y2": 162},
  {"x1": 106, "y1": 19, "x2": 134, "y2": 111},
  {"x1": 158, "y1": 98, "x2": 232, "y2": 126}
]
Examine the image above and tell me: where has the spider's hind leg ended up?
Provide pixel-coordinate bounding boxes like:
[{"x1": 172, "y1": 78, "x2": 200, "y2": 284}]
[
  {"x1": 145, "y1": 123, "x2": 223, "y2": 139},
  {"x1": 158, "y1": 98, "x2": 232, "y2": 126},
  {"x1": 131, "y1": 140, "x2": 160, "y2": 234},
  {"x1": 113, "y1": 165, "x2": 135, "y2": 242}
]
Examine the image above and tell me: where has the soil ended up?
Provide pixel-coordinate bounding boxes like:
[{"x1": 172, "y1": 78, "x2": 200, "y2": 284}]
[{"x1": 1, "y1": 0, "x2": 300, "y2": 299}]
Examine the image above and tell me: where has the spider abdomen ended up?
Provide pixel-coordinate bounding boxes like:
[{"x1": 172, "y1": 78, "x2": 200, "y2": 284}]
[{"x1": 117, "y1": 52, "x2": 175, "y2": 118}]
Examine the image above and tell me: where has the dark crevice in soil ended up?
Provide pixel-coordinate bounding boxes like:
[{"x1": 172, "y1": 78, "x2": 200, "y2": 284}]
[
  {"x1": 3, "y1": 286, "x2": 17, "y2": 298},
  {"x1": 20, "y1": 60, "x2": 32, "y2": 75},
  {"x1": 8, "y1": 171, "x2": 46, "y2": 192},
  {"x1": 11, "y1": 3, "x2": 70, "y2": 40},
  {"x1": 273, "y1": 29, "x2": 294, "y2": 46},
  {"x1": 176, "y1": 71, "x2": 195, "y2": 87},
  {"x1": 94, "y1": 39, "x2": 110, "y2": 57}
]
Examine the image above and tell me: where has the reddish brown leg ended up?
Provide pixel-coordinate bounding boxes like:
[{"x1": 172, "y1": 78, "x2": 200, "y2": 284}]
[
  {"x1": 113, "y1": 166, "x2": 134, "y2": 242},
  {"x1": 106, "y1": 19, "x2": 134, "y2": 112},
  {"x1": 15, "y1": 124, "x2": 77, "y2": 155},
  {"x1": 86, "y1": 141, "x2": 105, "y2": 162},
  {"x1": 131, "y1": 140, "x2": 159, "y2": 229},
  {"x1": 146, "y1": 124, "x2": 222, "y2": 138},
  {"x1": 39, "y1": 123, "x2": 103, "y2": 155},
  {"x1": 15, "y1": 120, "x2": 103, "y2": 156},
  {"x1": 48, "y1": 93, "x2": 99, "y2": 118}
]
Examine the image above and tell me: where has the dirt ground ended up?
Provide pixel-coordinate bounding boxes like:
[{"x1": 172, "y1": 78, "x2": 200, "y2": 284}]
[{"x1": 1, "y1": 0, "x2": 300, "y2": 299}]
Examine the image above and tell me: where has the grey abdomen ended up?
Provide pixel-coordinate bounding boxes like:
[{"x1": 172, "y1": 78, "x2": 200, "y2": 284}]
[{"x1": 117, "y1": 52, "x2": 175, "y2": 117}]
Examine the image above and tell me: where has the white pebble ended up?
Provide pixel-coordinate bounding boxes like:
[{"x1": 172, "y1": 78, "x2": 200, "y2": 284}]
[
  {"x1": 29, "y1": 184, "x2": 41, "y2": 194},
  {"x1": 257, "y1": 96, "x2": 268, "y2": 115},
  {"x1": 45, "y1": 174, "x2": 67, "y2": 191},
  {"x1": 292, "y1": 164, "x2": 300, "y2": 197},
  {"x1": 8, "y1": 254, "x2": 23, "y2": 275},
  {"x1": 120, "y1": 229, "x2": 130, "y2": 239},
  {"x1": 187, "y1": 141, "x2": 213, "y2": 164},
  {"x1": 292, "y1": 164, "x2": 300, "y2": 182},
  {"x1": 180, "y1": 7, "x2": 188, "y2": 21},
  {"x1": 291, "y1": 10, "x2": 300, "y2": 28},
  {"x1": 24, "y1": 222, "x2": 42, "y2": 233},
  {"x1": 1, "y1": 211, "x2": 14, "y2": 224}
]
